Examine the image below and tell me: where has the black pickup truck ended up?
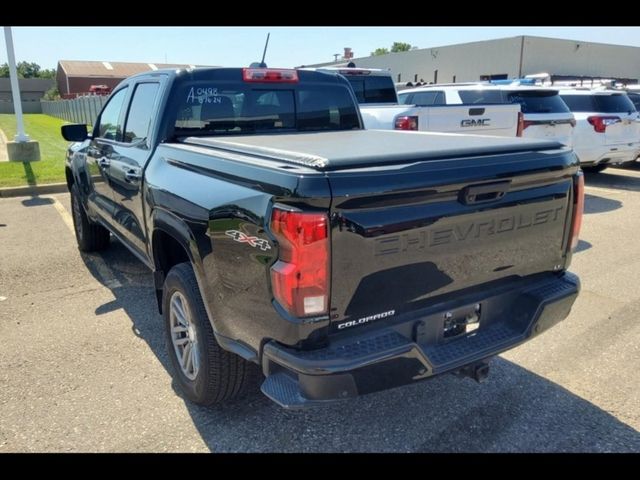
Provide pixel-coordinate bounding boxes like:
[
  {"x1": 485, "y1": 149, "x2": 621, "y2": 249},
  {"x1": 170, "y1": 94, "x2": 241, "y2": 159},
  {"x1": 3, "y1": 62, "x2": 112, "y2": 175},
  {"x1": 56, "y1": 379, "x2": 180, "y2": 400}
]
[{"x1": 62, "y1": 67, "x2": 583, "y2": 409}]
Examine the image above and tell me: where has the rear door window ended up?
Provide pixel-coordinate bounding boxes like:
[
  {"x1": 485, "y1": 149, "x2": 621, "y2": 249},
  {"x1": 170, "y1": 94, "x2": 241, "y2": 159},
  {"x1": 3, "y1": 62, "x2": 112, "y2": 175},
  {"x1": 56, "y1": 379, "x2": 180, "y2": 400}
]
[
  {"x1": 506, "y1": 91, "x2": 571, "y2": 114},
  {"x1": 409, "y1": 91, "x2": 445, "y2": 106},
  {"x1": 123, "y1": 83, "x2": 160, "y2": 145}
]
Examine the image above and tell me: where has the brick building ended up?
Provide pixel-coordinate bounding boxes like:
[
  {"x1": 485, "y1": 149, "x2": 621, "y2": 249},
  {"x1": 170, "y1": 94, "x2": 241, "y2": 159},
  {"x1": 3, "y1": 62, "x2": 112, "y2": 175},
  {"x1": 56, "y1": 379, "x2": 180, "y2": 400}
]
[{"x1": 56, "y1": 60, "x2": 201, "y2": 98}]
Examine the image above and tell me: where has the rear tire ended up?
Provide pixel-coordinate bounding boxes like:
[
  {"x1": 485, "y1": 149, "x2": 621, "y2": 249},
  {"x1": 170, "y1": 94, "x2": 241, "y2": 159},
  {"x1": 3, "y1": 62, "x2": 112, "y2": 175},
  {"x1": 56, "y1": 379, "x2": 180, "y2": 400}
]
[
  {"x1": 163, "y1": 262, "x2": 259, "y2": 406},
  {"x1": 70, "y1": 182, "x2": 110, "y2": 252},
  {"x1": 582, "y1": 164, "x2": 608, "y2": 173}
]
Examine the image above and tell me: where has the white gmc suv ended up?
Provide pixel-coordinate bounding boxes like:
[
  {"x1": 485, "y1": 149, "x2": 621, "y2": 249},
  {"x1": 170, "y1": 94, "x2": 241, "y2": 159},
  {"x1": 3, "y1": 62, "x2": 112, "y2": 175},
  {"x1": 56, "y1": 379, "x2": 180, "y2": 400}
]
[{"x1": 558, "y1": 89, "x2": 640, "y2": 172}]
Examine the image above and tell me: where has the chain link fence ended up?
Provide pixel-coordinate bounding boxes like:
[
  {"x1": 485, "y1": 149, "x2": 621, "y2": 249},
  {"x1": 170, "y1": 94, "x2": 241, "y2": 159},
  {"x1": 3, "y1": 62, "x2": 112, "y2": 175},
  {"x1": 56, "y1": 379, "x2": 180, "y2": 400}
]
[{"x1": 41, "y1": 96, "x2": 108, "y2": 125}]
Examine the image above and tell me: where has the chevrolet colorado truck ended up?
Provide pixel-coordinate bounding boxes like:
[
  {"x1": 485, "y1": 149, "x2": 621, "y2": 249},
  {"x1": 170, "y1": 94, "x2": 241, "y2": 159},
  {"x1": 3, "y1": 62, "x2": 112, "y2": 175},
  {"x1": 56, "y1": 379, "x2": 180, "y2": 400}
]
[{"x1": 62, "y1": 67, "x2": 583, "y2": 409}]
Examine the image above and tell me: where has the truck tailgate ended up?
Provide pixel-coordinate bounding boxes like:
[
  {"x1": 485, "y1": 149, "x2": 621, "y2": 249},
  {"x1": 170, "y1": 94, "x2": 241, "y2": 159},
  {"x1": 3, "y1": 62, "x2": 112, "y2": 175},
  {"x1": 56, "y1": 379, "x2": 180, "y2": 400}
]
[
  {"x1": 422, "y1": 104, "x2": 520, "y2": 137},
  {"x1": 327, "y1": 147, "x2": 578, "y2": 329}
]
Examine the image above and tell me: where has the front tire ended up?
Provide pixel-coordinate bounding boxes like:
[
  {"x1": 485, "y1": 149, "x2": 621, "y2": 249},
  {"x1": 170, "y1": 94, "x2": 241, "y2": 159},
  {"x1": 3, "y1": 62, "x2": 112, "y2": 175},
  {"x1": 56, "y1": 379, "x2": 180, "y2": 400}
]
[
  {"x1": 163, "y1": 262, "x2": 258, "y2": 406},
  {"x1": 70, "y1": 182, "x2": 110, "y2": 252}
]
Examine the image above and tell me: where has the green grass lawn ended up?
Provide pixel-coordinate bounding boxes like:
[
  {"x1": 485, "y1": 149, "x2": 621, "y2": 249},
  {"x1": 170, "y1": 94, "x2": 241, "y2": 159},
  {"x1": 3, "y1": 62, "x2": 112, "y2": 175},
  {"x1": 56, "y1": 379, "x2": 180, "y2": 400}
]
[{"x1": 0, "y1": 114, "x2": 70, "y2": 188}]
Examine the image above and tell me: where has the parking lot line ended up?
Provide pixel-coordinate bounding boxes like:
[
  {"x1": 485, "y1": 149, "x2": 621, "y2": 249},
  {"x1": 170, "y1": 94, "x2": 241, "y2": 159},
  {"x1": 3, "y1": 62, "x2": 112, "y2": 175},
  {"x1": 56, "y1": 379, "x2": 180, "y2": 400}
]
[
  {"x1": 52, "y1": 196, "x2": 76, "y2": 233},
  {"x1": 51, "y1": 196, "x2": 122, "y2": 289}
]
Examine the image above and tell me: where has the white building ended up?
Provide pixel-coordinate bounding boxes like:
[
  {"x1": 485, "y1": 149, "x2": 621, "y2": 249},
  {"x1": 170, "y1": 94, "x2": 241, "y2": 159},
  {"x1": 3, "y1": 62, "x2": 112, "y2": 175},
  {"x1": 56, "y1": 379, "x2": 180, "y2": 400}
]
[{"x1": 309, "y1": 36, "x2": 640, "y2": 85}]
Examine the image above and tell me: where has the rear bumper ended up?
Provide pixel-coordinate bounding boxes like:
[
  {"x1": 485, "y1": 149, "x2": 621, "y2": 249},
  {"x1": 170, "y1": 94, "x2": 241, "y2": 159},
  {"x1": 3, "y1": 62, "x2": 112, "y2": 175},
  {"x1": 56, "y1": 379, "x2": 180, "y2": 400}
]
[
  {"x1": 260, "y1": 272, "x2": 580, "y2": 409},
  {"x1": 576, "y1": 143, "x2": 640, "y2": 166}
]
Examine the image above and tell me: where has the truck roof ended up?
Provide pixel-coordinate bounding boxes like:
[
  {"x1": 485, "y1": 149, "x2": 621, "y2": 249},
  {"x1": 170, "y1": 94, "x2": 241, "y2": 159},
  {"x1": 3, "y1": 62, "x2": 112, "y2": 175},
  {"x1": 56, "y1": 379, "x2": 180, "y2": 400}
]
[{"x1": 183, "y1": 130, "x2": 564, "y2": 171}]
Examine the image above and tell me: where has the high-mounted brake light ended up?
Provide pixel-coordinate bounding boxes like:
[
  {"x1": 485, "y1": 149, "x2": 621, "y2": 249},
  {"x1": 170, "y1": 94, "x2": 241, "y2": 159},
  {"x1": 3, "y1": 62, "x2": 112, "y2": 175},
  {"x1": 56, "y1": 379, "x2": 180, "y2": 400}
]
[
  {"x1": 587, "y1": 115, "x2": 620, "y2": 133},
  {"x1": 338, "y1": 69, "x2": 371, "y2": 76},
  {"x1": 270, "y1": 208, "x2": 330, "y2": 317},
  {"x1": 395, "y1": 115, "x2": 419, "y2": 131},
  {"x1": 569, "y1": 171, "x2": 585, "y2": 251},
  {"x1": 242, "y1": 68, "x2": 298, "y2": 83}
]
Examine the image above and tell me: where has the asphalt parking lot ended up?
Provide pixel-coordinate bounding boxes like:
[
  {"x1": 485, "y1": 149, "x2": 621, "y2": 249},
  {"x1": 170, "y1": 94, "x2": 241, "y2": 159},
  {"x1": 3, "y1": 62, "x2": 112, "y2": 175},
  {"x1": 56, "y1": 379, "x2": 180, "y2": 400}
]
[{"x1": 1, "y1": 167, "x2": 639, "y2": 452}]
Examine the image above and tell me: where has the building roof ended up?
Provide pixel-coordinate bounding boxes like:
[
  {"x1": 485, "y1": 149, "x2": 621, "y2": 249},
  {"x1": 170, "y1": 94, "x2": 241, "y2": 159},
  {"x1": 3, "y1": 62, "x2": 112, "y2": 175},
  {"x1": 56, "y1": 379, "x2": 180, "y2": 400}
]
[{"x1": 57, "y1": 60, "x2": 206, "y2": 78}]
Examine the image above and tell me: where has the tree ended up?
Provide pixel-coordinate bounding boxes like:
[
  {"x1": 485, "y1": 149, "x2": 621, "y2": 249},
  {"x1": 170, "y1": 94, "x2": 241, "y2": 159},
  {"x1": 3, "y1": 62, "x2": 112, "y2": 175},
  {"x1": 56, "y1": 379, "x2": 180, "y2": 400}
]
[
  {"x1": 0, "y1": 61, "x2": 56, "y2": 78},
  {"x1": 371, "y1": 47, "x2": 389, "y2": 56},
  {"x1": 390, "y1": 42, "x2": 412, "y2": 53},
  {"x1": 39, "y1": 69, "x2": 56, "y2": 79},
  {"x1": 42, "y1": 84, "x2": 60, "y2": 100}
]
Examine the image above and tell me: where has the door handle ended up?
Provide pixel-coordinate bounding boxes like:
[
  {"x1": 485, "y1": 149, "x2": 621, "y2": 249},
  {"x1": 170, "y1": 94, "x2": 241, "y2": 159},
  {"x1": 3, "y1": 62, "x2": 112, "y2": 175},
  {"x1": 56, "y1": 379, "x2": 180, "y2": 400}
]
[
  {"x1": 125, "y1": 170, "x2": 141, "y2": 183},
  {"x1": 461, "y1": 181, "x2": 511, "y2": 205},
  {"x1": 98, "y1": 157, "x2": 110, "y2": 168}
]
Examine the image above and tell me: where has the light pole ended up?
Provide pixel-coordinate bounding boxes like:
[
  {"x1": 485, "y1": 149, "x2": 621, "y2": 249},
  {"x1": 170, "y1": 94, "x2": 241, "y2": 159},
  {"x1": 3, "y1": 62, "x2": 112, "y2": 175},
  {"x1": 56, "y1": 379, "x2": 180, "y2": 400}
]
[
  {"x1": 2, "y1": 26, "x2": 39, "y2": 162},
  {"x1": 3, "y1": 26, "x2": 29, "y2": 142}
]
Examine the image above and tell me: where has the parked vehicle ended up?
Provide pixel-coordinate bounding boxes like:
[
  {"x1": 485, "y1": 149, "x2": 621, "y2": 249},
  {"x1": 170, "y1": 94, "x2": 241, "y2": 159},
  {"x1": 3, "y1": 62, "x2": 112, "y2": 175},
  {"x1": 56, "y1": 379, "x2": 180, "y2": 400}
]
[
  {"x1": 399, "y1": 84, "x2": 576, "y2": 147},
  {"x1": 559, "y1": 88, "x2": 640, "y2": 172},
  {"x1": 62, "y1": 67, "x2": 582, "y2": 408},
  {"x1": 308, "y1": 66, "x2": 521, "y2": 136},
  {"x1": 89, "y1": 84, "x2": 112, "y2": 96}
]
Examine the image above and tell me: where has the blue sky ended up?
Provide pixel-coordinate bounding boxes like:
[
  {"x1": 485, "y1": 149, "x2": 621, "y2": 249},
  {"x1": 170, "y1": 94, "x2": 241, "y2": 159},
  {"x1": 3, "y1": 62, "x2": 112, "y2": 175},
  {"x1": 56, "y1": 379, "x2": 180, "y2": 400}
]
[{"x1": 2, "y1": 27, "x2": 640, "y2": 70}]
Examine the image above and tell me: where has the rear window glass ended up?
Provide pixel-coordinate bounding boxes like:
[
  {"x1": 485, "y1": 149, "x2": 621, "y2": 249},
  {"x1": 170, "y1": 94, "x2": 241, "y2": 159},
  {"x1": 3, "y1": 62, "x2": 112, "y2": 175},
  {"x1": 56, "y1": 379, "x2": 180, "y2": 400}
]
[
  {"x1": 560, "y1": 95, "x2": 594, "y2": 112},
  {"x1": 344, "y1": 76, "x2": 397, "y2": 104},
  {"x1": 594, "y1": 94, "x2": 636, "y2": 113},
  {"x1": 172, "y1": 82, "x2": 360, "y2": 135},
  {"x1": 561, "y1": 94, "x2": 636, "y2": 113},
  {"x1": 458, "y1": 90, "x2": 504, "y2": 104},
  {"x1": 506, "y1": 91, "x2": 570, "y2": 114}
]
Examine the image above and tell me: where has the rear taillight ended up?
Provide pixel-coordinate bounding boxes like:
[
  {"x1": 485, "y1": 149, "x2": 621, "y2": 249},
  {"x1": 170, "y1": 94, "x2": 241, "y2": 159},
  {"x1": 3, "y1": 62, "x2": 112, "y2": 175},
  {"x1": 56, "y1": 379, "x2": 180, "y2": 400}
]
[
  {"x1": 394, "y1": 115, "x2": 419, "y2": 130},
  {"x1": 569, "y1": 171, "x2": 585, "y2": 251},
  {"x1": 516, "y1": 112, "x2": 533, "y2": 137},
  {"x1": 270, "y1": 207, "x2": 329, "y2": 317},
  {"x1": 242, "y1": 68, "x2": 298, "y2": 83},
  {"x1": 587, "y1": 115, "x2": 620, "y2": 133}
]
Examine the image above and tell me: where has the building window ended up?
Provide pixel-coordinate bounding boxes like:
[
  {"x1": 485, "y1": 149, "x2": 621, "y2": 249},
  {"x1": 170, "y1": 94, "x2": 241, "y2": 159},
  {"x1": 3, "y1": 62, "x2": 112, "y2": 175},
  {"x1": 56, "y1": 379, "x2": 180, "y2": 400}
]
[
  {"x1": 434, "y1": 70, "x2": 438, "y2": 84},
  {"x1": 480, "y1": 74, "x2": 508, "y2": 81}
]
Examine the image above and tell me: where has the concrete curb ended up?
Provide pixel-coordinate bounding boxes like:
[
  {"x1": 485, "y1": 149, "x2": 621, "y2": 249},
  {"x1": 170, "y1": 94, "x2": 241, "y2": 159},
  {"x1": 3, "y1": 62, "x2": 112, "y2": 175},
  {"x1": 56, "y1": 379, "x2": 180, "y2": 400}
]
[{"x1": 0, "y1": 182, "x2": 68, "y2": 198}]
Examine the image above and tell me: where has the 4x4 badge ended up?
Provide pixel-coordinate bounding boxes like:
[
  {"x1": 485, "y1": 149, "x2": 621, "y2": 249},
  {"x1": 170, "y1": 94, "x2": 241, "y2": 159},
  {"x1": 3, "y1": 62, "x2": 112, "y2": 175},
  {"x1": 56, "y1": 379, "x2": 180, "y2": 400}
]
[{"x1": 225, "y1": 230, "x2": 271, "y2": 251}]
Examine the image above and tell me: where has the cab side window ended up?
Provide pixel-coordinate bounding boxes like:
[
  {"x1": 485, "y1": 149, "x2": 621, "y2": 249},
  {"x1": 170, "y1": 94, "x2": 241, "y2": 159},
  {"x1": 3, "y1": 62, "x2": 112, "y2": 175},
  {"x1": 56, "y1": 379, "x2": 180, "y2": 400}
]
[{"x1": 97, "y1": 88, "x2": 128, "y2": 141}]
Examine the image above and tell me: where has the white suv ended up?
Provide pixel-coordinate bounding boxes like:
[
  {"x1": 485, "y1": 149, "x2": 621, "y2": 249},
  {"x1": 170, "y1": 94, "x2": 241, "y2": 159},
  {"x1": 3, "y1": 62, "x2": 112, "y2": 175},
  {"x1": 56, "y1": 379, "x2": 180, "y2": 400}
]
[
  {"x1": 398, "y1": 84, "x2": 575, "y2": 146},
  {"x1": 558, "y1": 89, "x2": 640, "y2": 172}
]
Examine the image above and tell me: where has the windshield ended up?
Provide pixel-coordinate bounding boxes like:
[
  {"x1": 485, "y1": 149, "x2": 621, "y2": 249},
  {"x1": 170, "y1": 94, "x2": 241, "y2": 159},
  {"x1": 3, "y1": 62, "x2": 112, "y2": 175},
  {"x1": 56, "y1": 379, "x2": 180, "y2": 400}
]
[{"x1": 172, "y1": 81, "x2": 360, "y2": 136}]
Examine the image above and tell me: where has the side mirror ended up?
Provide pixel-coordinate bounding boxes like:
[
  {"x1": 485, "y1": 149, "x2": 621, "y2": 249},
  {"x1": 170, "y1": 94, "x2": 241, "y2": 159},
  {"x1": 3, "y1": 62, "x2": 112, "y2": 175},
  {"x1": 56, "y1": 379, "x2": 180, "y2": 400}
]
[{"x1": 61, "y1": 124, "x2": 89, "y2": 142}]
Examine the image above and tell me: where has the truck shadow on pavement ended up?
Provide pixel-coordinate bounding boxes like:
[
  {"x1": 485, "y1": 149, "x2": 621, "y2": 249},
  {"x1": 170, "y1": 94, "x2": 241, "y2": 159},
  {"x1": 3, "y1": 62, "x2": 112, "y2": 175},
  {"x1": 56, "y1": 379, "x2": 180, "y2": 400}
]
[
  {"x1": 584, "y1": 168, "x2": 640, "y2": 192},
  {"x1": 584, "y1": 193, "x2": 622, "y2": 214},
  {"x1": 81, "y1": 238, "x2": 640, "y2": 453}
]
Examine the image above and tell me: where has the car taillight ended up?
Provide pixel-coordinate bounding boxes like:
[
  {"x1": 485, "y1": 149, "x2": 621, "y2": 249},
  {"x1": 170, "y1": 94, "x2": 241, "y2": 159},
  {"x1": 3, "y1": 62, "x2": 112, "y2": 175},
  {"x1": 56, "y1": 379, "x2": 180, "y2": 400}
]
[
  {"x1": 516, "y1": 112, "x2": 523, "y2": 136},
  {"x1": 587, "y1": 115, "x2": 620, "y2": 133},
  {"x1": 270, "y1": 207, "x2": 329, "y2": 317},
  {"x1": 242, "y1": 68, "x2": 298, "y2": 83},
  {"x1": 394, "y1": 115, "x2": 419, "y2": 130},
  {"x1": 569, "y1": 171, "x2": 585, "y2": 251},
  {"x1": 516, "y1": 112, "x2": 534, "y2": 137}
]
